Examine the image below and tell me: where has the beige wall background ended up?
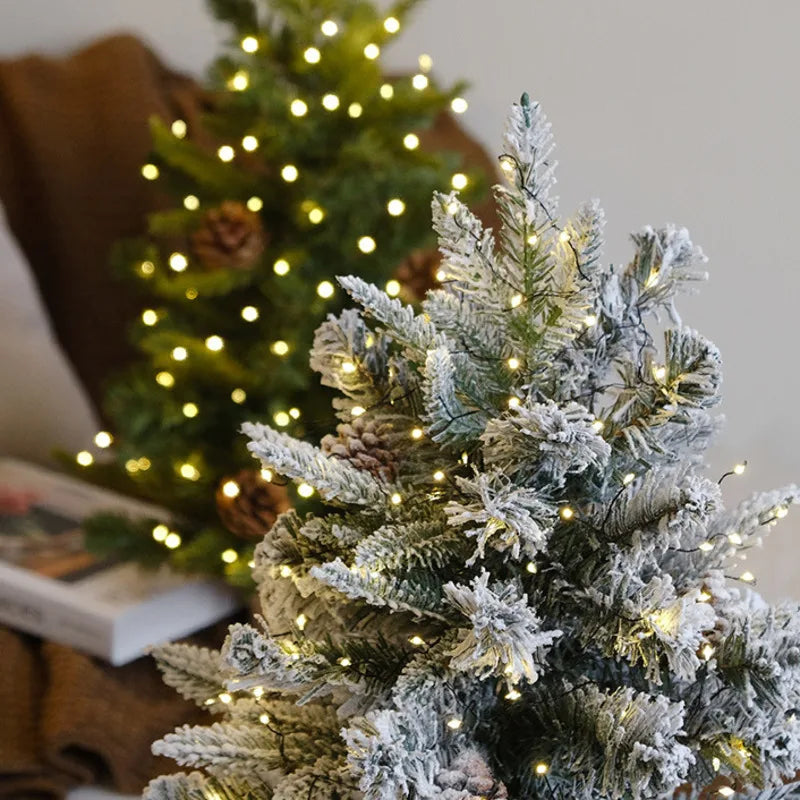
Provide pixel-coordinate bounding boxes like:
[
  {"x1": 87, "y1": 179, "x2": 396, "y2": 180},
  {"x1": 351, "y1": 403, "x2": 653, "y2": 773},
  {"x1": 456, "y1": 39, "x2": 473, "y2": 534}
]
[{"x1": 2, "y1": 1, "x2": 799, "y2": 600}]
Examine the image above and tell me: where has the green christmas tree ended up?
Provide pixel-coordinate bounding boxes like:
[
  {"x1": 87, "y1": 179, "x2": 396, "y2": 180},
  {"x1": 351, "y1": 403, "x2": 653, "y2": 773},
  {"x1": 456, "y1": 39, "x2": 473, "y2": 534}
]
[
  {"x1": 68, "y1": 0, "x2": 487, "y2": 584},
  {"x1": 147, "y1": 95, "x2": 800, "y2": 800}
]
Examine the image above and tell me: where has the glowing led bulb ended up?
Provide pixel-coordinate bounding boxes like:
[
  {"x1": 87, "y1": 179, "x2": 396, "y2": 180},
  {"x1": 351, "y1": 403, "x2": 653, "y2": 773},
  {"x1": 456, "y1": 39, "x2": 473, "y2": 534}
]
[
  {"x1": 231, "y1": 388, "x2": 246, "y2": 404},
  {"x1": 289, "y1": 407, "x2": 301, "y2": 419},
  {"x1": 740, "y1": 571, "x2": 755, "y2": 583},
  {"x1": 241, "y1": 35, "x2": 259, "y2": 53},
  {"x1": 218, "y1": 692, "x2": 232, "y2": 705},
  {"x1": 733, "y1": 462, "x2": 747, "y2": 475},
  {"x1": 507, "y1": 357, "x2": 520, "y2": 370},
  {"x1": 261, "y1": 469, "x2": 273, "y2": 482},
  {"x1": 411, "y1": 427, "x2": 423, "y2": 440},
  {"x1": 322, "y1": 93, "x2": 340, "y2": 111},
  {"x1": 653, "y1": 365, "x2": 667, "y2": 381},
  {"x1": 142, "y1": 309, "x2": 158, "y2": 326},
  {"x1": 776, "y1": 506, "x2": 789, "y2": 519},
  {"x1": 296, "y1": 613, "x2": 308, "y2": 630},
  {"x1": 321, "y1": 19, "x2": 338, "y2": 36},
  {"x1": 169, "y1": 252, "x2": 188, "y2": 272},
  {"x1": 348, "y1": 102, "x2": 363, "y2": 118},
  {"x1": 412, "y1": 74, "x2": 428, "y2": 90},
  {"x1": 317, "y1": 280, "x2": 335, "y2": 299},
  {"x1": 140, "y1": 260, "x2": 155, "y2": 276},
  {"x1": 141, "y1": 163, "x2": 159, "y2": 180},
  {"x1": 527, "y1": 234, "x2": 539, "y2": 246},
  {"x1": 247, "y1": 196, "x2": 263, "y2": 212},
  {"x1": 308, "y1": 207, "x2": 325, "y2": 224},
  {"x1": 179, "y1": 463, "x2": 200, "y2": 481},
  {"x1": 446, "y1": 718, "x2": 462, "y2": 730},
  {"x1": 171, "y1": 119, "x2": 187, "y2": 137},
  {"x1": 358, "y1": 236, "x2": 376, "y2": 253},
  {"x1": 526, "y1": 562, "x2": 537, "y2": 574},
  {"x1": 590, "y1": 420, "x2": 604, "y2": 434},
  {"x1": 183, "y1": 194, "x2": 200, "y2": 210},
  {"x1": 164, "y1": 532, "x2": 182, "y2": 549},
  {"x1": 535, "y1": 763, "x2": 549, "y2": 776},
  {"x1": 500, "y1": 158, "x2": 515, "y2": 173},
  {"x1": 205, "y1": 335, "x2": 224, "y2": 351},
  {"x1": 241, "y1": 306, "x2": 259, "y2": 322},
  {"x1": 385, "y1": 279, "x2": 401, "y2": 297},
  {"x1": 558, "y1": 230, "x2": 570, "y2": 244},
  {"x1": 217, "y1": 145, "x2": 235, "y2": 162},
  {"x1": 698, "y1": 590, "x2": 712, "y2": 602},
  {"x1": 94, "y1": 431, "x2": 113, "y2": 448},
  {"x1": 279, "y1": 565, "x2": 293, "y2": 578},
  {"x1": 451, "y1": 173, "x2": 468, "y2": 190},
  {"x1": 718, "y1": 787, "x2": 734, "y2": 798},
  {"x1": 76, "y1": 450, "x2": 93, "y2": 467},
  {"x1": 339, "y1": 657, "x2": 352, "y2": 667},
  {"x1": 242, "y1": 135, "x2": 259, "y2": 152},
  {"x1": 351, "y1": 406, "x2": 366, "y2": 417},
  {"x1": 182, "y1": 402, "x2": 199, "y2": 418},
  {"x1": 229, "y1": 71, "x2": 249, "y2": 91},
  {"x1": 451, "y1": 97, "x2": 468, "y2": 114},
  {"x1": 290, "y1": 99, "x2": 308, "y2": 117},
  {"x1": 387, "y1": 198, "x2": 405, "y2": 216},
  {"x1": 252, "y1": 687, "x2": 264, "y2": 698},
  {"x1": 380, "y1": 83, "x2": 394, "y2": 100},
  {"x1": 273, "y1": 258, "x2": 290, "y2": 276},
  {"x1": 699, "y1": 541, "x2": 715, "y2": 552},
  {"x1": 281, "y1": 164, "x2": 299, "y2": 182},
  {"x1": 510, "y1": 293, "x2": 523, "y2": 308},
  {"x1": 297, "y1": 482, "x2": 314, "y2": 498},
  {"x1": 623, "y1": 472, "x2": 636, "y2": 485},
  {"x1": 186, "y1": 288, "x2": 198, "y2": 300},
  {"x1": 363, "y1": 43, "x2": 380, "y2": 59},
  {"x1": 508, "y1": 397, "x2": 521, "y2": 409},
  {"x1": 728, "y1": 532, "x2": 743, "y2": 545},
  {"x1": 409, "y1": 635, "x2": 425, "y2": 646},
  {"x1": 584, "y1": 313, "x2": 598, "y2": 327},
  {"x1": 341, "y1": 360, "x2": 356, "y2": 374},
  {"x1": 390, "y1": 492, "x2": 402, "y2": 505},
  {"x1": 433, "y1": 470, "x2": 445, "y2": 482},
  {"x1": 418, "y1": 53, "x2": 433, "y2": 71},
  {"x1": 384, "y1": 16, "x2": 400, "y2": 32},
  {"x1": 403, "y1": 133, "x2": 419, "y2": 150},
  {"x1": 221, "y1": 480, "x2": 240, "y2": 499},
  {"x1": 505, "y1": 689, "x2": 522, "y2": 701},
  {"x1": 303, "y1": 47, "x2": 321, "y2": 64},
  {"x1": 221, "y1": 549, "x2": 238, "y2": 564},
  {"x1": 156, "y1": 371, "x2": 175, "y2": 388},
  {"x1": 436, "y1": 268, "x2": 447, "y2": 282},
  {"x1": 171, "y1": 346, "x2": 188, "y2": 361},
  {"x1": 560, "y1": 506, "x2": 575, "y2": 521},
  {"x1": 152, "y1": 524, "x2": 169, "y2": 542},
  {"x1": 258, "y1": 713, "x2": 270, "y2": 725},
  {"x1": 274, "y1": 411, "x2": 291, "y2": 427},
  {"x1": 272, "y1": 340, "x2": 289, "y2": 356}
]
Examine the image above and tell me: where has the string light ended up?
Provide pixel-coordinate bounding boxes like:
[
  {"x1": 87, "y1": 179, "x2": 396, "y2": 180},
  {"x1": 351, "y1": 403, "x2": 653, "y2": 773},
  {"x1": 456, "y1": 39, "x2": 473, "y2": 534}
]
[
  {"x1": 380, "y1": 83, "x2": 394, "y2": 100},
  {"x1": 273, "y1": 258, "x2": 290, "y2": 276},
  {"x1": 623, "y1": 472, "x2": 636, "y2": 485},
  {"x1": 152, "y1": 524, "x2": 169, "y2": 542},
  {"x1": 303, "y1": 47, "x2": 321, "y2": 64},
  {"x1": 125, "y1": 459, "x2": 140, "y2": 474},
  {"x1": 526, "y1": 562, "x2": 537, "y2": 574},
  {"x1": 185, "y1": 288, "x2": 198, "y2": 300},
  {"x1": 527, "y1": 233, "x2": 539, "y2": 245},
  {"x1": 138, "y1": 457, "x2": 151, "y2": 471},
  {"x1": 409, "y1": 635, "x2": 425, "y2": 646},
  {"x1": 231, "y1": 388, "x2": 246, "y2": 404},
  {"x1": 164, "y1": 532, "x2": 182, "y2": 549},
  {"x1": 728, "y1": 532, "x2": 743, "y2": 545},
  {"x1": 141, "y1": 163, "x2": 159, "y2": 180},
  {"x1": 242, "y1": 135, "x2": 259, "y2": 152},
  {"x1": 383, "y1": 16, "x2": 400, "y2": 33},
  {"x1": 446, "y1": 201, "x2": 459, "y2": 215},
  {"x1": 500, "y1": 158, "x2": 515, "y2": 173},
  {"x1": 140, "y1": 260, "x2": 155, "y2": 276},
  {"x1": 290, "y1": 99, "x2": 308, "y2": 117},
  {"x1": 229, "y1": 70, "x2": 249, "y2": 91},
  {"x1": 348, "y1": 102, "x2": 363, "y2": 118},
  {"x1": 390, "y1": 492, "x2": 402, "y2": 505},
  {"x1": 169, "y1": 252, "x2": 188, "y2": 272},
  {"x1": 387, "y1": 198, "x2": 405, "y2": 216},
  {"x1": 733, "y1": 462, "x2": 747, "y2": 475},
  {"x1": 156, "y1": 371, "x2": 175, "y2": 388},
  {"x1": 418, "y1": 54, "x2": 433, "y2": 71},
  {"x1": 698, "y1": 590, "x2": 712, "y2": 602},
  {"x1": 403, "y1": 133, "x2": 419, "y2": 150},
  {"x1": 94, "y1": 431, "x2": 113, "y2": 448},
  {"x1": 412, "y1": 74, "x2": 428, "y2": 90},
  {"x1": 363, "y1": 43, "x2": 380, "y2": 59},
  {"x1": 358, "y1": 236, "x2": 376, "y2": 253},
  {"x1": 279, "y1": 565, "x2": 293, "y2": 578},
  {"x1": 433, "y1": 470, "x2": 445, "y2": 482},
  {"x1": 171, "y1": 119, "x2": 187, "y2": 138},
  {"x1": 252, "y1": 686, "x2": 264, "y2": 698},
  {"x1": 341, "y1": 361, "x2": 356, "y2": 374},
  {"x1": 505, "y1": 689, "x2": 522, "y2": 701},
  {"x1": 241, "y1": 35, "x2": 259, "y2": 53},
  {"x1": 218, "y1": 692, "x2": 233, "y2": 705},
  {"x1": 351, "y1": 406, "x2": 366, "y2": 417},
  {"x1": 508, "y1": 397, "x2": 521, "y2": 409},
  {"x1": 320, "y1": 19, "x2": 338, "y2": 36},
  {"x1": 451, "y1": 173, "x2": 468, "y2": 190},
  {"x1": 447, "y1": 718, "x2": 463, "y2": 730},
  {"x1": 259, "y1": 712, "x2": 270, "y2": 724},
  {"x1": 142, "y1": 309, "x2": 158, "y2": 326},
  {"x1": 652, "y1": 365, "x2": 667, "y2": 381},
  {"x1": 179, "y1": 463, "x2": 200, "y2": 481},
  {"x1": 584, "y1": 313, "x2": 598, "y2": 327},
  {"x1": 76, "y1": 451, "x2": 93, "y2": 467},
  {"x1": 560, "y1": 506, "x2": 575, "y2": 521},
  {"x1": 591, "y1": 419, "x2": 604, "y2": 433},
  {"x1": 699, "y1": 541, "x2": 715, "y2": 552},
  {"x1": 182, "y1": 402, "x2": 199, "y2": 418},
  {"x1": 296, "y1": 613, "x2": 308, "y2": 630},
  {"x1": 451, "y1": 97, "x2": 468, "y2": 114},
  {"x1": 171, "y1": 346, "x2": 188, "y2": 361},
  {"x1": 338, "y1": 657, "x2": 352, "y2": 667},
  {"x1": 222, "y1": 480, "x2": 240, "y2": 498},
  {"x1": 247, "y1": 196, "x2": 263, "y2": 212},
  {"x1": 411, "y1": 427, "x2": 423, "y2": 440},
  {"x1": 322, "y1": 93, "x2": 340, "y2": 111},
  {"x1": 308, "y1": 206, "x2": 325, "y2": 224},
  {"x1": 241, "y1": 306, "x2": 259, "y2": 322},
  {"x1": 535, "y1": 764, "x2": 549, "y2": 776},
  {"x1": 740, "y1": 571, "x2": 755, "y2": 583},
  {"x1": 289, "y1": 407, "x2": 301, "y2": 420},
  {"x1": 218, "y1": 145, "x2": 235, "y2": 162},
  {"x1": 183, "y1": 194, "x2": 200, "y2": 210},
  {"x1": 221, "y1": 549, "x2": 238, "y2": 564},
  {"x1": 510, "y1": 293, "x2": 523, "y2": 308},
  {"x1": 776, "y1": 506, "x2": 789, "y2": 519},
  {"x1": 718, "y1": 787, "x2": 734, "y2": 798},
  {"x1": 297, "y1": 483, "x2": 314, "y2": 498},
  {"x1": 386, "y1": 279, "x2": 401, "y2": 296},
  {"x1": 205, "y1": 335, "x2": 224, "y2": 352},
  {"x1": 281, "y1": 164, "x2": 299, "y2": 182},
  {"x1": 274, "y1": 411, "x2": 291, "y2": 427},
  {"x1": 272, "y1": 340, "x2": 289, "y2": 356},
  {"x1": 317, "y1": 281, "x2": 335, "y2": 299},
  {"x1": 507, "y1": 357, "x2": 520, "y2": 370},
  {"x1": 261, "y1": 469, "x2": 273, "y2": 481}
]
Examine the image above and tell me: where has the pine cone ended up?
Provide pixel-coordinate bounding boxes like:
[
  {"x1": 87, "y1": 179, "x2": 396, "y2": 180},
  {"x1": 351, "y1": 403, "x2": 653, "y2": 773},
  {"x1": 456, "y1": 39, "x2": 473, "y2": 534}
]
[
  {"x1": 394, "y1": 248, "x2": 442, "y2": 301},
  {"x1": 321, "y1": 417, "x2": 397, "y2": 481},
  {"x1": 191, "y1": 200, "x2": 267, "y2": 270},
  {"x1": 435, "y1": 750, "x2": 508, "y2": 800},
  {"x1": 215, "y1": 469, "x2": 290, "y2": 541}
]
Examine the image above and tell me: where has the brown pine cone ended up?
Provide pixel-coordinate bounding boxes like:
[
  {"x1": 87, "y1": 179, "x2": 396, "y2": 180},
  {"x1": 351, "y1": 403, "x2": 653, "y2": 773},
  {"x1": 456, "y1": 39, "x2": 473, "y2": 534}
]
[
  {"x1": 215, "y1": 469, "x2": 290, "y2": 541},
  {"x1": 394, "y1": 248, "x2": 442, "y2": 301},
  {"x1": 321, "y1": 417, "x2": 397, "y2": 482},
  {"x1": 190, "y1": 200, "x2": 267, "y2": 270}
]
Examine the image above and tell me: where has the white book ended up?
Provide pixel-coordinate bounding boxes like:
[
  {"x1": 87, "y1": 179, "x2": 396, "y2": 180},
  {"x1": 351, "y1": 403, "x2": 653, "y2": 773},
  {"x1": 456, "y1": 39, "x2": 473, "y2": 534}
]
[{"x1": 0, "y1": 458, "x2": 241, "y2": 665}]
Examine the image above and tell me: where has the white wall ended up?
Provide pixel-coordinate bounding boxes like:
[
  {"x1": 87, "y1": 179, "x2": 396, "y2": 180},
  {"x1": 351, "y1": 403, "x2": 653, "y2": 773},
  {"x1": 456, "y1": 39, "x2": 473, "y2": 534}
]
[{"x1": 2, "y1": 1, "x2": 799, "y2": 600}]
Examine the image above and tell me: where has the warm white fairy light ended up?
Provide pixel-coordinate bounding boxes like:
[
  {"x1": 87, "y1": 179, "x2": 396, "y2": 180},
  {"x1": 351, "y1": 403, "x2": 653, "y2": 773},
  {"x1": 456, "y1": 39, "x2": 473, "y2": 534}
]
[
  {"x1": 446, "y1": 718, "x2": 462, "y2": 730},
  {"x1": 76, "y1": 450, "x2": 93, "y2": 467},
  {"x1": 412, "y1": 74, "x2": 428, "y2": 90},
  {"x1": 169, "y1": 252, "x2": 188, "y2": 272},
  {"x1": 363, "y1": 43, "x2": 380, "y2": 59},
  {"x1": 141, "y1": 163, "x2": 159, "y2": 180},
  {"x1": 560, "y1": 506, "x2": 575, "y2": 521},
  {"x1": 271, "y1": 340, "x2": 289, "y2": 356},
  {"x1": 303, "y1": 47, "x2": 321, "y2": 64},
  {"x1": 205, "y1": 335, "x2": 224, "y2": 352},
  {"x1": 698, "y1": 590, "x2": 712, "y2": 602},
  {"x1": 718, "y1": 786, "x2": 734, "y2": 798},
  {"x1": 699, "y1": 541, "x2": 715, "y2": 552},
  {"x1": 274, "y1": 411, "x2": 291, "y2": 427},
  {"x1": 411, "y1": 427, "x2": 423, "y2": 440},
  {"x1": 231, "y1": 388, "x2": 246, "y2": 404},
  {"x1": 179, "y1": 463, "x2": 200, "y2": 481},
  {"x1": 260, "y1": 469, "x2": 273, "y2": 482},
  {"x1": 623, "y1": 472, "x2": 636, "y2": 485},
  {"x1": 451, "y1": 173, "x2": 468, "y2": 190},
  {"x1": 247, "y1": 196, "x2": 263, "y2": 212},
  {"x1": 403, "y1": 133, "x2": 420, "y2": 150},
  {"x1": 217, "y1": 145, "x2": 235, "y2": 162},
  {"x1": 218, "y1": 692, "x2": 233, "y2": 705},
  {"x1": 321, "y1": 19, "x2": 338, "y2": 36},
  {"x1": 140, "y1": 260, "x2": 155, "y2": 276},
  {"x1": 733, "y1": 462, "x2": 747, "y2": 475},
  {"x1": 387, "y1": 198, "x2": 405, "y2": 216},
  {"x1": 409, "y1": 635, "x2": 425, "y2": 646},
  {"x1": 451, "y1": 97, "x2": 468, "y2": 114},
  {"x1": 584, "y1": 313, "x2": 598, "y2": 327},
  {"x1": 776, "y1": 506, "x2": 789, "y2": 519},
  {"x1": 351, "y1": 406, "x2": 366, "y2": 417},
  {"x1": 433, "y1": 470, "x2": 445, "y2": 482},
  {"x1": 383, "y1": 16, "x2": 400, "y2": 33},
  {"x1": 510, "y1": 293, "x2": 523, "y2": 308},
  {"x1": 385, "y1": 279, "x2": 401, "y2": 297},
  {"x1": 156, "y1": 371, "x2": 175, "y2": 388},
  {"x1": 728, "y1": 532, "x2": 743, "y2": 545},
  {"x1": 296, "y1": 613, "x2": 308, "y2": 630},
  {"x1": 358, "y1": 236, "x2": 376, "y2": 253},
  {"x1": 279, "y1": 565, "x2": 293, "y2": 578},
  {"x1": 380, "y1": 84, "x2": 394, "y2": 100},
  {"x1": 185, "y1": 288, "x2": 198, "y2": 300},
  {"x1": 418, "y1": 53, "x2": 433, "y2": 71},
  {"x1": 222, "y1": 480, "x2": 240, "y2": 498},
  {"x1": 652, "y1": 365, "x2": 667, "y2": 381},
  {"x1": 500, "y1": 158, "x2": 515, "y2": 174},
  {"x1": 505, "y1": 689, "x2": 522, "y2": 701},
  {"x1": 348, "y1": 102, "x2": 363, "y2": 118},
  {"x1": 183, "y1": 195, "x2": 200, "y2": 210},
  {"x1": 289, "y1": 407, "x2": 301, "y2": 419},
  {"x1": 591, "y1": 419, "x2": 604, "y2": 433},
  {"x1": 140, "y1": 309, "x2": 157, "y2": 326},
  {"x1": 241, "y1": 305, "x2": 259, "y2": 322},
  {"x1": 558, "y1": 230, "x2": 571, "y2": 244},
  {"x1": 508, "y1": 397, "x2": 521, "y2": 409},
  {"x1": 152, "y1": 524, "x2": 169, "y2": 542},
  {"x1": 171, "y1": 346, "x2": 188, "y2": 361},
  {"x1": 94, "y1": 431, "x2": 113, "y2": 448},
  {"x1": 241, "y1": 35, "x2": 258, "y2": 53},
  {"x1": 297, "y1": 483, "x2": 314, "y2": 498},
  {"x1": 527, "y1": 234, "x2": 539, "y2": 246},
  {"x1": 182, "y1": 402, "x2": 199, "y2": 418},
  {"x1": 242, "y1": 135, "x2": 259, "y2": 152},
  {"x1": 164, "y1": 532, "x2": 182, "y2": 549},
  {"x1": 308, "y1": 206, "x2": 325, "y2": 224},
  {"x1": 526, "y1": 561, "x2": 537, "y2": 574},
  {"x1": 507, "y1": 357, "x2": 520, "y2": 370},
  {"x1": 535, "y1": 763, "x2": 549, "y2": 776},
  {"x1": 125, "y1": 459, "x2": 140, "y2": 474},
  {"x1": 138, "y1": 457, "x2": 151, "y2": 471},
  {"x1": 338, "y1": 656, "x2": 352, "y2": 667},
  {"x1": 390, "y1": 492, "x2": 402, "y2": 505},
  {"x1": 741, "y1": 571, "x2": 755, "y2": 583},
  {"x1": 229, "y1": 71, "x2": 249, "y2": 91},
  {"x1": 281, "y1": 164, "x2": 299, "y2": 182},
  {"x1": 341, "y1": 361, "x2": 356, "y2": 374},
  {"x1": 273, "y1": 258, "x2": 290, "y2": 276},
  {"x1": 317, "y1": 281, "x2": 335, "y2": 299},
  {"x1": 290, "y1": 99, "x2": 308, "y2": 117},
  {"x1": 322, "y1": 93, "x2": 340, "y2": 111},
  {"x1": 171, "y1": 119, "x2": 187, "y2": 138},
  {"x1": 436, "y1": 268, "x2": 447, "y2": 282}
]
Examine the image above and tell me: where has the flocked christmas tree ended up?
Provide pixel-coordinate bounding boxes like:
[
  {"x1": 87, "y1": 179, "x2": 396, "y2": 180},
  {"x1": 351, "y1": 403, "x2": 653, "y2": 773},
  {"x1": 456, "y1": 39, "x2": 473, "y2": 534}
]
[
  {"x1": 146, "y1": 95, "x2": 800, "y2": 800},
  {"x1": 67, "y1": 0, "x2": 488, "y2": 583}
]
